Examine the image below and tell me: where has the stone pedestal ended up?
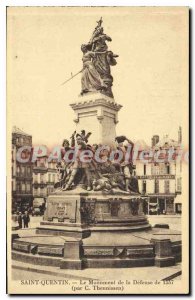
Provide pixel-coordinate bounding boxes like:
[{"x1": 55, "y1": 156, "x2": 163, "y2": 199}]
[
  {"x1": 151, "y1": 238, "x2": 175, "y2": 267},
  {"x1": 37, "y1": 189, "x2": 150, "y2": 237},
  {"x1": 12, "y1": 190, "x2": 181, "y2": 269},
  {"x1": 61, "y1": 239, "x2": 83, "y2": 270},
  {"x1": 70, "y1": 92, "x2": 122, "y2": 145}
]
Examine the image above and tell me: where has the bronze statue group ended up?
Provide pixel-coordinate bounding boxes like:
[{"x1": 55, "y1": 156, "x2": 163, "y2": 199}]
[
  {"x1": 58, "y1": 19, "x2": 139, "y2": 195},
  {"x1": 55, "y1": 130, "x2": 140, "y2": 195}
]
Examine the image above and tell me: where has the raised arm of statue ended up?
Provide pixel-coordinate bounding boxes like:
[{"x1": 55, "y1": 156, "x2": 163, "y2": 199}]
[
  {"x1": 126, "y1": 138, "x2": 134, "y2": 146},
  {"x1": 104, "y1": 34, "x2": 112, "y2": 42},
  {"x1": 93, "y1": 33, "x2": 112, "y2": 43},
  {"x1": 107, "y1": 51, "x2": 118, "y2": 66}
]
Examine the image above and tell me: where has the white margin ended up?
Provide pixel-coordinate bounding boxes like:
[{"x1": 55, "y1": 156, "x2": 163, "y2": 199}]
[{"x1": 0, "y1": 0, "x2": 193, "y2": 299}]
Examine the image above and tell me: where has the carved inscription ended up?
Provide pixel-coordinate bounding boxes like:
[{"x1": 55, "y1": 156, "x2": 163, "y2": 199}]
[
  {"x1": 127, "y1": 248, "x2": 153, "y2": 256},
  {"x1": 13, "y1": 243, "x2": 30, "y2": 252},
  {"x1": 84, "y1": 248, "x2": 114, "y2": 256},
  {"x1": 38, "y1": 246, "x2": 63, "y2": 256},
  {"x1": 50, "y1": 202, "x2": 70, "y2": 218},
  {"x1": 46, "y1": 197, "x2": 77, "y2": 223}
]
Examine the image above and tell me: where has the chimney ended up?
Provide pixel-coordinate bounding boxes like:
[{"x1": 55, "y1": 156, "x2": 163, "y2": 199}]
[
  {"x1": 178, "y1": 126, "x2": 182, "y2": 143},
  {"x1": 151, "y1": 135, "x2": 159, "y2": 147}
]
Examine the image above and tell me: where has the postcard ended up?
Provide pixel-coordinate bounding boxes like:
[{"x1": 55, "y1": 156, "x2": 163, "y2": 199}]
[{"x1": 7, "y1": 6, "x2": 189, "y2": 294}]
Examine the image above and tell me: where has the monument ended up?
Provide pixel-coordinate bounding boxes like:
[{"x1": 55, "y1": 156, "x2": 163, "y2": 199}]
[
  {"x1": 70, "y1": 17, "x2": 122, "y2": 145},
  {"x1": 70, "y1": 94, "x2": 122, "y2": 146},
  {"x1": 12, "y1": 18, "x2": 181, "y2": 270}
]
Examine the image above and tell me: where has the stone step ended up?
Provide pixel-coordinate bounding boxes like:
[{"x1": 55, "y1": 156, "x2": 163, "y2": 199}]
[{"x1": 12, "y1": 250, "x2": 62, "y2": 267}]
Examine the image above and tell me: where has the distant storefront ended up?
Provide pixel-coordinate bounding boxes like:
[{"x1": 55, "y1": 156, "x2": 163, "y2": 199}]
[
  {"x1": 143, "y1": 196, "x2": 175, "y2": 215},
  {"x1": 174, "y1": 195, "x2": 182, "y2": 214},
  {"x1": 12, "y1": 194, "x2": 33, "y2": 212}
]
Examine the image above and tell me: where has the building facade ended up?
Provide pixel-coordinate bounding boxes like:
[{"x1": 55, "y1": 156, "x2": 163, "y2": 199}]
[
  {"x1": 12, "y1": 127, "x2": 33, "y2": 212},
  {"x1": 33, "y1": 153, "x2": 58, "y2": 204},
  {"x1": 135, "y1": 133, "x2": 182, "y2": 215},
  {"x1": 136, "y1": 161, "x2": 180, "y2": 214},
  {"x1": 151, "y1": 135, "x2": 159, "y2": 148}
]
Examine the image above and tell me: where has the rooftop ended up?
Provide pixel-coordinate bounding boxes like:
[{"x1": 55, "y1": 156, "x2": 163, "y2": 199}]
[
  {"x1": 12, "y1": 126, "x2": 31, "y2": 137},
  {"x1": 154, "y1": 135, "x2": 180, "y2": 149}
]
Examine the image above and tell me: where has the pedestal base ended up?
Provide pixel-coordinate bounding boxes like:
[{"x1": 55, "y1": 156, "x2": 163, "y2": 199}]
[
  {"x1": 11, "y1": 190, "x2": 182, "y2": 269},
  {"x1": 12, "y1": 228, "x2": 181, "y2": 269},
  {"x1": 154, "y1": 257, "x2": 175, "y2": 268},
  {"x1": 70, "y1": 92, "x2": 122, "y2": 145}
]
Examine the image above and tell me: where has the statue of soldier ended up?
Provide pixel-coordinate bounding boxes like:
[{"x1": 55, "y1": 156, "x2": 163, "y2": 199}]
[
  {"x1": 63, "y1": 133, "x2": 94, "y2": 191},
  {"x1": 129, "y1": 170, "x2": 140, "y2": 194},
  {"x1": 55, "y1": 138, "x2": 74, "y2": 189},
  {"x1": 115, "y1": 136, "x2": 135, "y2": 193}
]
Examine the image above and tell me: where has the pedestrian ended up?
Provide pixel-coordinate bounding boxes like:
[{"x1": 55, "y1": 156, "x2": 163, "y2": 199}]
[
  {"x1": 17, "y1": 212, "x2": 23, "y2": 229},
  {"x1": 23, "y1": 211, "x2": 30, "y2": 228},
  {"x1": 157, "y1": 203, "x2": 160, "y2": 215}
]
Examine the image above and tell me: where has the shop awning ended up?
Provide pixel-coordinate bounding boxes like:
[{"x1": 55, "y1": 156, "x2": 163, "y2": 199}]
[
  {"x1": 149, "y1": 203, "x2": 157, "y2": 206},
  {"x1": 33, "y1": 198, "x2": 45, "y2": 206}
]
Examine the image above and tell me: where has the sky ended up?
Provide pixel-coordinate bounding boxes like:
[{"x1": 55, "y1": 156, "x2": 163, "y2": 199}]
[{"x1": 7, "y1": 7, "x2": 188, "y2": 148}]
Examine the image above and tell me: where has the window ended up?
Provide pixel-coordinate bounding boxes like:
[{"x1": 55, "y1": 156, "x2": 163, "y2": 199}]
[
  {"x1": 177, "y1": 178, "x2": 182, "y2": 192},
  {"x1": 151, "y1": 164, "x2": 160, "y2": 175},
  {"x1": 26, "y1": 183, "x2": 31, "y2": 192},
  {"x1": 48, "y1": 174, "x2": 51, "y2": 182},
  {"x1": 159, "y1": 164, "x2": 165, "y2": 175},
  {"x1": 40, "y1": 188, "x2": 47, "y2": 196},
  {"x1": 144, "y1": 164, "x2": 146, "y2": 175},
  {"x1": 17, "y1": 166, "x2": 20, "y2": 175},
  {"x1": 52, "y1": 174, "x2": 55, "y2": 182},
  {"x1": 21, "y1": 166, "x2": 25, "y2": 175},
  {"x1": 164, "y1": 180, "x2": 170, "y2": 193},
  {"x1": 33, "y1": 189, "x2": 38, "y2": 196},
  {"x1": 142, "y1": 180, "x2": 146, "y2": 194},
  {"x1": 154, "y1": 180, "x2": 159, "y2": 194},
  {"x1": 37, "y1": 159, "x2": 45, "y2": 167},
  {"x1": 40, "y1": 158, "x2": 45, "y2": 167},
  {"x1": 47, "y1": 187, "x2": 54, "y2": 194},
  {"x1": 21, "y1": 183, "x2": 25, "y2": 192},
  {"x1": 154, "y1": 164, "x2": 159, "y2": 175},
  {"x1": 17, "y1": 183, "x2": 20, "y2": 192},
  {"x1": 151, "y1": 164, "x2": 154, "y2": 175},
  {"x1": 34, "y1": 173, "x2": 38, "y2": 182},
  {"x1": 25, "y1": 138, "x2": 30, "y2": 145},
  {"x1": 166, "y1": 164, "x2": 170, "y2": 175},
  {"x1": 40, "y1": 174, "x2": 44, "y2": 182}
]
